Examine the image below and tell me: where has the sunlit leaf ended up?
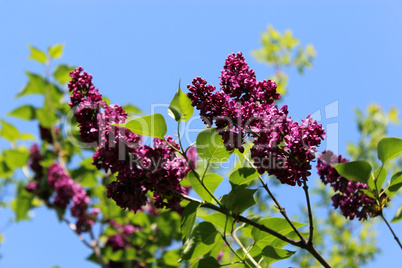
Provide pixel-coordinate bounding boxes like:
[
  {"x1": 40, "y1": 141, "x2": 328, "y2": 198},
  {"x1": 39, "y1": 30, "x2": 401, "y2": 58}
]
[
  {"x1": 229, "y1": 167, "x2": 260, "y2": 186},
  {"x1": 17, "y1": 72, "x2": 46, "y2": 97},
  {"x1": 391, "y1": 204, "x2": 402, "y2": 223},
  {"x1": 28, "y1": 45, "x2": 47, "y2": 64},
  {"x1": 374, "y1": 167, "x2": 387, "y2": 191},
  {"x1": 387, "y1": 171, "x2": 402, "y2": 197},
  {"x1": 49, "y1": 43, "x2": 64, "y2": 59},
  {"x1": 378, "y1": 137, "x2": 402, "y2": 164},
  {"x1": 122, "y1": 104, "x2": 144, "y2": 115},
  {"x1": 168, "y1": 80, "x2": 194, "y2": 122},
  {"x1": 0, "y1": 119, "x2": 19, "y2": 142},
  {"x1": 196, "y1": 127, "x2": 232, "y2": 162},
  {"x1": 8, "y1": 105, "x2": 36, "y2": 120},
  {"x1": 187, "y1": 171, "x2": 223, "y2": 203},
  {"x1": 198, "y1": 212, "x2": 233, "y2": 231},
  {"x1": 334, "y1": 161, "x2": 372, "y2": 184},
  {"x1": 3, "y1": 149, "x2": 29, "y2": 170},
  {"x1": 12, "y1": 183, "x2": 35, "y2": 221},
  {"x1": 53, "y1": 64, "x2": 76, "y2": 85},
  {"x1": 114, "y1": 113, "x2": 167, "y2": 139}
]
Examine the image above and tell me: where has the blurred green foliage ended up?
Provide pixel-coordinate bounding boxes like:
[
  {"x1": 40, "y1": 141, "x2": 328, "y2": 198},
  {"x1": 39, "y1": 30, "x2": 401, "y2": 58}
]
[{"x1": 253, "y1": 25, "x2": 316, "y2": 96}]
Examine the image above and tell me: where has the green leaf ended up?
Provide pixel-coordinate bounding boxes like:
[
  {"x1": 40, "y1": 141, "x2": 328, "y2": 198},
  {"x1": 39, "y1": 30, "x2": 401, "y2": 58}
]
[
  {"x1": 388, "y1": 171, "x2": 402, "y2": 197},
  {"x1": 181, "y1": 201, "x2": 201, "y2": 244},
  {"x1": 229, "y1": 167, "x2": 260, "y2": 186},
  {"x1": 334, "y1": 161, "x2": 372, "y2": 184},
  {"x1": 260, "y1": 245, "x2": 295, "y2": 265},
  {"x1": 108, "y1": 248, "x2": 136, "y2": 262},
  {"x1": 53, "y1": 64, "x2": 75, "y2": 85},
  {"x1": 391, "y1": 204, "x2": 402, "y2": 223},
  {"x1": 48, "y1": 82, "x2": 64, "y2": 104},
  {"x1": 360, "y1": 189, "x2": 376, "y2": 199},
  {"x1": 187, "y1": 171, "x2": 223, "y2": 203},
  {"x1": 378, "y1": 137, "x2": 402, "y2": 164},
  {"x1": 8, "y1": 105, "x2": 36, "y2": 120},
  {"x1": 70, "y1": 162, "x2": 98, "y2": 188},
  {"x1": 181, "y1": 222, "x2": 219, "y2": 261},
  {"x1": 198, "y1": 212, "x2": 233, "y2": 231},
  {"x1": 220, "y1": 184, "x2": 257, "y2": 214},
  {"x1": 161, "y1": 249, "x2": 181, "y2": 267},
  {"x1": 18, "y1": 133, "x2": 36, "y2": 140},
  {"x1": 156, "y1": 212, "x2": 181, "y2": 246},
  {"x1": 190, "y1": 256, "x2": 220, "y2": 268},
  {"x1": 115, "y1": 113, "x2": 167, "y2": 139},
  {"x1": 0, "y1": 119, "x2": 20, "y2": 142},
  {"x1": 168, "y1": 81, "x2": 194, "y2": 122},
  {"x1": 3, "y1": 149, "x2": 29, "y2": 170},
  {"x1": 36, "y1": 107, "x2": 58, "y2": 128},
  {"x1": 28, "y1": 45, "x2": 47, "y2": 64},
  {"x1": 196, "y1": 128, "x2": 232, "y2": 163},
  {"x1": 252, "y1": 218, "x2": 305, "y2": 248},
  {"x1": 49, "y1": 43, "x2": 64, "y2": 59},
  {"x1": 0, "y1": 157, "x2": 13, "y2": 178},
  {"x1": 374, "y1": 167, "x2": 387, "y2": 191},
  {"x1": 17, "y1": 72, "x2": 47, "y2": 97},
  {"x1": 12, "y1": 183, "x2": 35, "y2": 221},
  {"x1": 122, "y1": 104, "x2": 144, "y2": 115}
]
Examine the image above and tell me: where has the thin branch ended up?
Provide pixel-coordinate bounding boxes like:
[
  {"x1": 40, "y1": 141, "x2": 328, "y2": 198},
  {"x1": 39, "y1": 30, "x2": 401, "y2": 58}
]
[
  {"x1": 380, "y1": 213, "x2": 402, "y2": 250},
  {"x1": 174, "y1": 192, "x2": 332, "y2": 267},
  {"x1": 302, "y1": 180, "x2": 314, "y2": 245},
  {"x1": 242, "y1": 154, "x2": 306, "y2": 242},
  {"x1": 175, "y1": 122, "x2": 223, "y2": 207},
  {"x1": 222, "y1": 216, "x2": 250, "y2": 267},
  {"x1": 232, "y1": 225, "x2": 261, "y2": 268},
  {"x1": 89, "y1": 228, "x2": 106, "y2": 268},
  {"x1": 62, "y1": 216, "x2": 93, "y2": 248},
  {"x1": 176, "y1": 191, "x2": 299, "y2": 246}
]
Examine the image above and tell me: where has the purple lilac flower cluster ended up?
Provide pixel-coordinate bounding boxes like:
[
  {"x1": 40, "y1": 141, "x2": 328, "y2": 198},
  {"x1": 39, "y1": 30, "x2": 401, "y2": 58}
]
[
  {"x1": 39, "y1": 125, "x2": 59, "y2": 144},
  {"x1": 106, "y1": 219, "x2": 140, "y2": 251},
  {"x1": 317, "y1": 150, "x2": 377, "y2": 221},
  {"x1": 47, "y1": 163, "x2": 93, "y2": 233},
  {"x1": 68, "y1": 67, "x2": 106, "y2": 143},
  {"x1": 25, "y1": 144, "x2": 43, "y2": 193},
  {"x1": 187, "y1": 53, "x2": 325, "y2": 186},
  {"x1": 69, "y1": 68, "x2": 192, "y2": 213}
]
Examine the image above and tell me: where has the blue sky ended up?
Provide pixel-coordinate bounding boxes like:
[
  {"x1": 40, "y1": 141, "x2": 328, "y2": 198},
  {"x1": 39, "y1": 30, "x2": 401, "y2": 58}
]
[{"x1": 1, "y1": 1, "x2": 402, "y2": 267}]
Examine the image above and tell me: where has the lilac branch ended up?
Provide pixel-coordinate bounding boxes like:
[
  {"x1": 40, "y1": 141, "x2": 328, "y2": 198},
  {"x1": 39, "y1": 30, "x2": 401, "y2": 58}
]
[
  {"x1": 302, "y1": 180, "x2": 314, "y2": 244},
  {"x1": 242, "y1": 154, "x2": 307, "y2": 242},
  {"x1": 380, "y1": 213, "x2": 402, "y2": 250}
]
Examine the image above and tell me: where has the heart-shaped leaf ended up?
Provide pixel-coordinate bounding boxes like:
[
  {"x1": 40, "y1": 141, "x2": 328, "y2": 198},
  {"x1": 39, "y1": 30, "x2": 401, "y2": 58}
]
[
  {"x1": 115, "y1": 113, "x2": 167, "y2": 139},
  {"x1": 334, "y1": 161, "x2": 372, "y2": 184}
]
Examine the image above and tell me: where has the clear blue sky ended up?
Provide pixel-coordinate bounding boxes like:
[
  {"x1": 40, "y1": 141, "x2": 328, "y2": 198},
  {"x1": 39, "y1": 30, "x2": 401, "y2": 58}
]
[{"x1": 1, "y1": 1, "x2": 402, "y2": 267}]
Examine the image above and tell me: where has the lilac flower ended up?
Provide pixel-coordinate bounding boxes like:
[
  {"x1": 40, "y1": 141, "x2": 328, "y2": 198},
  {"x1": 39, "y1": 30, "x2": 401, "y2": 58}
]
[
  {"x1": 28, "y1": 144, "x2": 42, "y2": 174},
  {"x1": 186, "y1": 146, "x2": 198, "y2": 169},
  {"x1": 187, "y1": 53, "x2": 325, "y2": 186},
  {"x1": 68, "y1": 67, "x2": 192, "y2": 213},
  {"x1": 26, "y1": 181, "x2": 39, "y2": 193},
  {"x1": 106, "y1": 234, "x2": 125, "y2": 251},
  {"x1": 68, "y1": 67, "x2": 106, "y2": 143},
  {"x1": 317, "y1": 151, "x2": 378, "y2": 221},
  {"x1": 106, "y1": 220, "x2": 140, "y2": 251},
  {"x1": 26, "y1": 144, "x2": 44, "y2": 193},
  {"x1": 47, "y1": 163, "x2": 93, "y2": 232}
]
